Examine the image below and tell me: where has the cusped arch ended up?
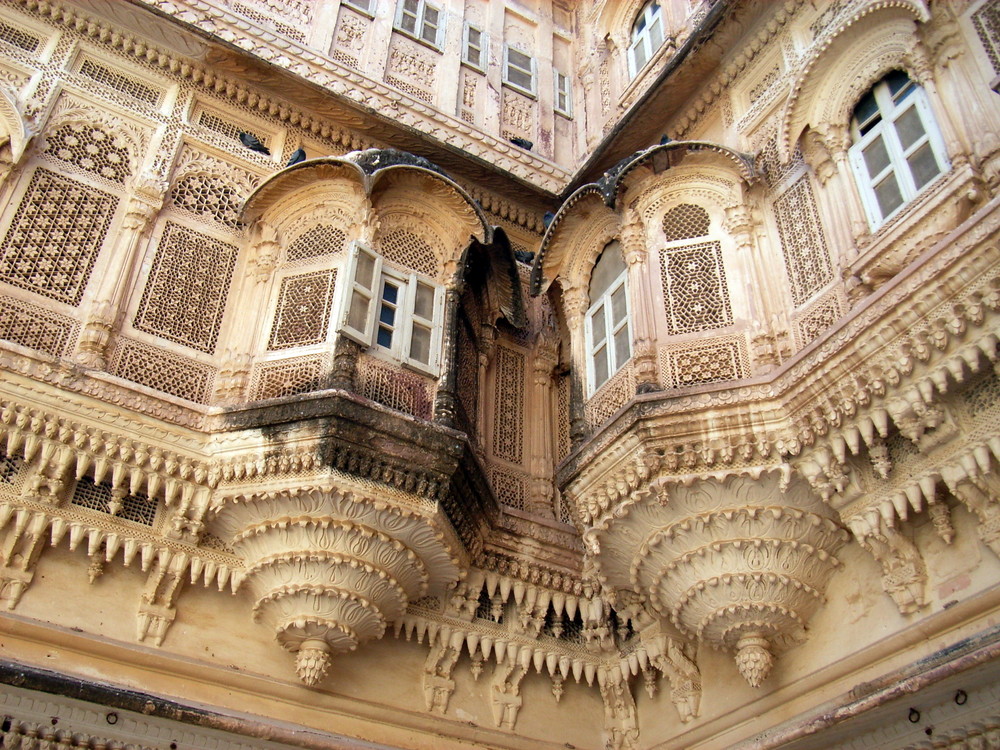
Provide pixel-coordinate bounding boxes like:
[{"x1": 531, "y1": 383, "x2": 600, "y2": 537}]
[
  {"x1": 0, "y1": 85, "x2": 29, "y2": 162},
  {"x1": 43, "y1": 103, "x2": 145, "y2": 182},
  {"x1": 778, "y1": 0, "x2": 930, "y2": 163}
]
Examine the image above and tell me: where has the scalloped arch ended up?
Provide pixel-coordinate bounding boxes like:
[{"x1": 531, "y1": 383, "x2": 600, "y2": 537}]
[
  {"x1": 0, "y1": 85, "x2": 28, "y2": 162},
  {"x1": 777, "y1": 0, "x2": 930, "y2": 163}
]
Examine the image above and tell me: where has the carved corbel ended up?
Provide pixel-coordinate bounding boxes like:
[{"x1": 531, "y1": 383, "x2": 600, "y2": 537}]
[
  {"x1": 855, "y1": 527, "x2": 927, "y2": 614},
  {"x1": 640, "y1": 622, "x2": 701, "y2": 722},
  {"x1": 123, "y1": 172, "x2": 169, "y2": 234},
  {"x1": 423, "y1": 641, "x2": 461, "y2": 714},
  {"x1": 800, "y1": 127, "x2": 837, "y2": 186},
  {"x1": 0, "y1": 505, "x2": 49, "y2": 610},
  {"x1": 490, "y1": 657, "x2": 526, "y2": 730},
  {"x1": 213, "y1": 352, "x2": 251, "y2": 405},
  {"x1": 947, "y1": 475, "x2": 1000, "y2": 558},
  {"x1": 136, "y1": 552, "x2": 187, "y2": 646},
  {"x1": 600, "y1": 673, "x2": 639, "y2": 750},
  {"x1": 620, "y1": 209, "x2": 658, "y2": 391}
]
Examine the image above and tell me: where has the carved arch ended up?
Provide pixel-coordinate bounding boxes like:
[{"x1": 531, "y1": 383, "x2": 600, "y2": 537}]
[
  {"x1": 778, "y1": 0, "x2": 931, "y2": 162},
  {"x1": 0, "y1": 84, "x2": 29, "y2": 163},
  {"x1": 42, "y1": 101, "x2": 146, "y2": 177}
]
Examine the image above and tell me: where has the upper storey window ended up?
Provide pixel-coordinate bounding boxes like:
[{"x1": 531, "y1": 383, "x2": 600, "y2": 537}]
[
  {"x1": 463, "y1": 24, "x2": 486, "y2": 71},
  {"x1": 504, "y1": 46, "x2": 536, "y2": 95},
  {"x1": 586, "y1": 242, "x2": 631, "y2": 394},
  {"x1": 848, "y1": 70, "x2": 949, "y2": 229},
  {"x1": 395, "y1": 0, "x2": 444, "y2": 48},
  {"x1": 628, "y1": 2, "x2": 665, "y2": 79},
  {"x1": 339, "y1": 241, "x2": 445, "y2": 375}
]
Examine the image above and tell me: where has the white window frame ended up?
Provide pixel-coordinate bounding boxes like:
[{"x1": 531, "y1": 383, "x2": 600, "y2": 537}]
[
  {"x1": 848, "y1": 73, "x2": 950, "y2": 230},
  {"x1": 554, "y1": 70, "x2": 572, "y2": 117},
  {"x1": 584, "y1": 268, "x2": 631, "y2": 396},
  {"x1": 337, "y1": 241, "x2": 445, "y2": 376},
  {"x1": 627, "y1": 2, "x2": 665, "y2": 80},
  {"x1": 462, "y1": 23, "x2": 487, "y2": 71},
  {"x1": 394, "y1": 0, "x2": 445, "y2": 49},
  {"x1": 341, "y1": 0, "x2": 374, "y2": 17},
  {"x1": 503, "y1": 45, "x2": 537, "y2": 96}
]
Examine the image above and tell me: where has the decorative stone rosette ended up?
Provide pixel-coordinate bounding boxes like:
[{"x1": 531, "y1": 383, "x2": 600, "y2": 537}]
[
  {"x1": 212, "y1": 485, "x2": 461, "y2": 685},
  {"x1": 598, "y1": 472, "x2": 849, "y2": 687}
]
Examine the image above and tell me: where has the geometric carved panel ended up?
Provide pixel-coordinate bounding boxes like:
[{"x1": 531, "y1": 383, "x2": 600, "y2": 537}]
[
  {"x1": 287, "y1": 225, "x2": 347, "y2": 262},
  {"x1": 774, "y1": 176, "x2": 833, "y2": 306},
  {"x1": 71, "y1": 478, "x2": 158, "y2": 527},
  {"x1": 0, "y1": 169, "x2": 118, "y2": 306},
  {"x1": 379, "y1": 229, "x2": 437, "y2": 277},
  {"x1": 251, "y1": 354, "x2": 330, "y2": 401},
  {"x1": 44, "y1": 123, "x2": 133, "y2": 183},
  {"x1": 0, "y1": 294, "x2": 78, "y2": 357},
  {"x1": 795, "y1": 291, "x2": 843, "y2": 347},
  {"x1": 659, "y1": 240, "x2": 732, "y2": 334},
  {"x1": 134, "y1": 222, "x2": 238, "y2": 354},
  {"x1": 973, "y1": 0, "x2": 1000, "y2": 74},
  {"x1": 659, "y1": 335, "x2": 749, "y2": 388},
  {"x1": 492, "y1": 345, "x2": 524, "y2": 464},
  {"x1": 662, "y1": 203, "x2": 710, "y2": 242},
  {"x1": 111, "y1": 337, "x2": 215, "y2": 403},
  {"x1": 356, "y1": 356, "x2": 433, "y2": 420},
  {"x1": 170, "y1": 174, "x2": 244, "y2": 230},
  {"x1": 267, "y1": 269, "x2": 336, "y2": 350}
]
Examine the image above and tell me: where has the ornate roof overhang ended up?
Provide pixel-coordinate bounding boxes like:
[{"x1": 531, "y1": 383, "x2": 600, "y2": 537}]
[{"x1": 530, "y1": 140, "x2": 756, "y2": 295}]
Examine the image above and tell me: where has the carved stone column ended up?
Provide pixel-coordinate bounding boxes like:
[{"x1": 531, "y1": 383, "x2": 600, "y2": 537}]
[
  {"x1": 801, "y1": 126, "x2": 857, "y2": 267},
  {"x1": 620, "y1": 209, "x2": 659, "y2": 392},
  {"x1": 563, "y1": 284, "x2": 589, "y2": 445},
  {"x1": 811, "y1": 123, "x2": 871, "y2": 253},
  {"x1": 75, "y1": 172, "x2": 167, "y2": 369},
  {"x1": 905, "y1": 40, "x2": 970, "y2": 169},
  {"x1": 527, "y1": 335, "x2": 558, "y2": 516},
  {"x1": 434, "y1": 284, "x2": 463, "y2": 426}
]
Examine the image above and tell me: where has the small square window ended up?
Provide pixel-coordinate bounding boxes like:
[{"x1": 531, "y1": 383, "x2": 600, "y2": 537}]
[
  {"x1": 342, "y1": 0, "x2": 373, "y2": 15},
  {"x1": 504, "y1": 45, "x2": 536, "y2": 95},
  {"x1": 554, "y1": 71, "x2": 572, "y2": 116},
  {"x1": 463, "y1": 23, "x2": 486, "y2": 70},
  {"x1": 394, "y1": 0, "x2": 444, "y2": 49}
]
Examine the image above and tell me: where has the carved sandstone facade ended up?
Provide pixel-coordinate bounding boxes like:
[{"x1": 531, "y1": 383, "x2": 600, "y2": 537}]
[{"x1": 0, "y1": 1, "x2": 999, "y2": 750}]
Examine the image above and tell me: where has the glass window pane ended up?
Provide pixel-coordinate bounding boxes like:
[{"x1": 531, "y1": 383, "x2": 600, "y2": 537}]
[
  {"x1": 874, "y1": 174, "x2": 904, "y2": 217},
  {"x1": 409, "y1": 325, "x2": 431, "y2": 364},
  {"x1": 649, "y1": 16, "x2": 663, "y2": 50},
  {"x1": 508, "y1": 48, "x2": 531, "y2": 70},
  {"x1": 377, "y1": 326, "x2": 393, "y2": 348},
  {"x1": 854, "y1": 90, "x2": 880, "y2": 134},
  {"x1": 414, "y1": 282, "x2": 434, "y2": 319},
  {"x1": 400, "y1": 13, "x2": 417, "y2": 34},
  {"x1": 355, "y1": 252, "x2": 375, "y2": 289},
  {"x1": 593, "y1": 345, "x2": 609, "y2": 387},
  {"x1": 862, "y1": 136, "x2": 891, "y2": 178},
  {"x1": 590, "y1": 305, "x2": 607, "y2": 345},
  {"x1": 611, "y1": 285, "x2": 627, "y2": 325},
  {"x1": 382, "y1": 281, "x2": 398, "y2": 305},
  {"x1": 348, "y1": 291, "x2": 370, "y2": 332},
  {"x1": 632, "y1": 43, "x2": 647, "y2": 72},
  {"x1": 886, "y1": 70, "x2": 911, "y2": 97},
  {"x1": 894, "y1": 106, "x2": 926, "y2": 150},
  {"x1": 379, "y1": 304, "x2": 395, "y2": 325},
  {"x1": 614, "y1": 328, "x2": 630, "y2": 369},
  {"x1": 907, "y1": 142, "x2": 941, "y2": 189},
  {"x1": 508, "y1": 68, "x2": 532, "y2": 90}
]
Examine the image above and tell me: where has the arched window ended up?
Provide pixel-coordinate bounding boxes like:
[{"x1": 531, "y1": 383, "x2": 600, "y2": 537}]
[
  {"x1": 628, "y1": 2, "x2": 665, "y2": 79},
  {"x1": 585, "y1": 242, "x2": 631, "y2": 394},
  {"x1": 848, "y1": 70, "x2": 949, "y2": 229}
]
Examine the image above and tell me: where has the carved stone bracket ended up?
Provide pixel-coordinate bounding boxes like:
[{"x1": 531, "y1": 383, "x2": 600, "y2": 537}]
[
  {"x1": 855, "y1": 527, "x2": 928, "y2": 615},
  {"x1": 423, "y1": 640, "x2": 461, "y2": 714},
  {"x1": 490, "y1": 657, "x2": 526, "y2": 730}
]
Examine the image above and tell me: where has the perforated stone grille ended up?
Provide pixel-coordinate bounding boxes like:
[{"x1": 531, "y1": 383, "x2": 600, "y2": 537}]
[
  {"x1": 492, "y1": 345, "x2": 524, "y2": 463},
  {"x1": 170, "y1": 175, "x2": 243, "y2": 229},
  {"x1": 0, "y1": 456, "x2": 22, "y2": 485},
  {"x1": 0, "y1": 20, "x2": 40, "y2": 52},
  {"x1": 662, "y1": 204, "x2": 710, "y2": 242},
  {"x1": 774, "y1": 176, "x2": 833, "y2": 306},
  {"x1": 556, "y1": 376, "x2": 570, "y2": 461},
  {"x1": 491, "y1": 467, "x2": 526, "y2": 511},
  {"x1": 197, "y1": 109, "x2": 268, "y2": 149},
  {"x1": 200, "y1": 532, "x2": 235, "y2": 554},
  {"x1": 357, "y1": 356, "x2": 433, "y2": 419},
  {"x1": 758, "y1": 135, "x2": 802, "y2": 191},
  {"x1": 659, "y1": 336, "x2": 748, "y2": 388},
  {"x1": 71, "y1": 478, "x2": 157, "y2": 526},
  {"x1": 77, "y1": 58, "x2": 163, "y2": 106},
  {"x1": 287, "y1": 225, "x2": 346, "y2": 262},
  {"x1": 135, "y1": 222, "x2": 237, "y2": 353},
  {"x1": 251, "y1": 355, "x2": 329, "y2": 400},
  {"x1": 111, "y1": 337, "x2": 215, "y2": 403},
  {"x1": 585, "y1": 362, "x2": 633, "y2": 428},
  {"x1": 232, "y1": 1, "x2": 306, "y2": 41},
  {"x1": 748, "y1": 65, "x2": 780, "y2": 104},
  {"x1": 267, "y1": 269, "x2": 336, "y2": 350},
  {"x1": 659, "y1": 240, "x2": 732, "y2": 334},
  {"x1": 379, "y1": 229, "x2": 437, "y2": 276},
  {"x1": 456, "y1": 322, "x2": 479, "y2": 434},
  {"x1": 385, "y1": 75, "x2": 434, "y2": 104},
  {"x1": 974, "y1": 1, "x2": 1000, "y2": 74},
  {"x1": 0, "y1": 168, "x2": 117, "y2": 306},
  {"x1": 0, "y1": 294, "x2": 77, "y2": 357},
  {"x1": 796, "y1": 291, "x2": 843, "y2": 346},
  {"x1": 45, "y1": 123, "x2": 132, "y2": 183}
]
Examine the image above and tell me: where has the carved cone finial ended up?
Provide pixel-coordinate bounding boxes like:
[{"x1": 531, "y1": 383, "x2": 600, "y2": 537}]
[
  {"x1": 295, "y1": 639, "x2": 332, "y2": 686},
  {"x1": 735, "y1": 633, "x2": 773, "y2": 688}
]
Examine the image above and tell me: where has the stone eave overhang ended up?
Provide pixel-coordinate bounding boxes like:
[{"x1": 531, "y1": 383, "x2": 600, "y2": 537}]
[{"x1": 555, "y1": 195, "x2": 1000, "y2": 494}]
